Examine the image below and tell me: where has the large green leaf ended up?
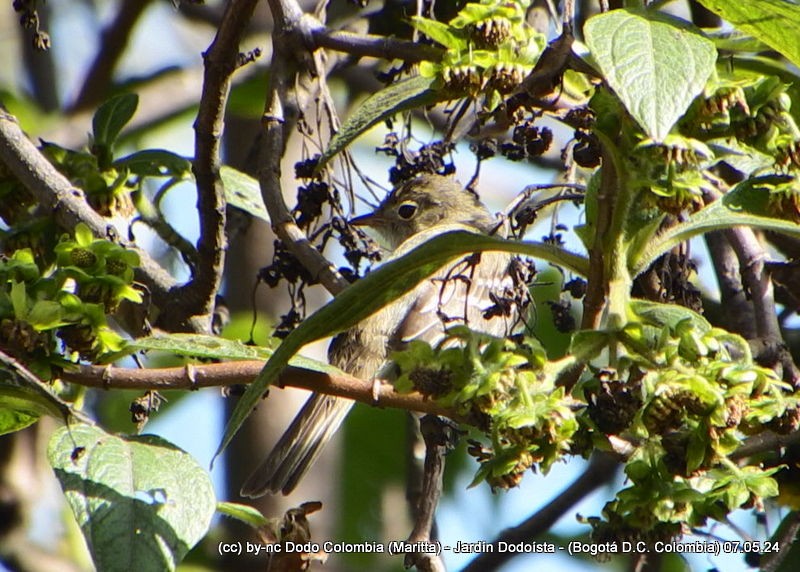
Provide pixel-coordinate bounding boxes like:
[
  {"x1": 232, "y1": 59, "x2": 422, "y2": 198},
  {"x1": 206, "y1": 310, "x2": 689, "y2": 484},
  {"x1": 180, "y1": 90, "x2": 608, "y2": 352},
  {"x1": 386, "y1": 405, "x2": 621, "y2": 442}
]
[
  {"x1": 217, "y1": 230, "x2": 588, "y2": 460},
  {"x1": 630, "y1": 180, "x2": 800, "y2": 276},
  {"x1": 584, "y1": 9, "x2": 716, "y2": 141},
  {"x1": 48, "y1": 424, "x2": 215, "y2": 572},
  {"x1": 696, "y1": 0, "x2": 800, "y2": 69},
  {"x1": 317, "y1": 75, "x2": 446, "y2": 171}
]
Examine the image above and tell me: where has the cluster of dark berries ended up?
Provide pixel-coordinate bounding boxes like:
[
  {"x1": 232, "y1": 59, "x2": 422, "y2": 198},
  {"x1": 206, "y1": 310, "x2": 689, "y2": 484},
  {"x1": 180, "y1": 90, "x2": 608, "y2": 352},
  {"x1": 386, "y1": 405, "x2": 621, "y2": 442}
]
[
  {"x1": 375, "y1": 137, "x2": 455, "y2": 185},
  {"x1": 501, "y1": 122, "x2": 553, "y2": 162}
]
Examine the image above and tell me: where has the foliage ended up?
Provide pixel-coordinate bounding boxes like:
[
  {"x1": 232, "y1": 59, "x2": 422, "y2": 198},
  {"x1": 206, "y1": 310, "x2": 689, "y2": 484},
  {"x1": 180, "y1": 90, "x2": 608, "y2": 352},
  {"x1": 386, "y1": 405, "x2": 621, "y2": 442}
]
[{"x1": 3, "y1": 0, "x2": 800, "y2": 571}]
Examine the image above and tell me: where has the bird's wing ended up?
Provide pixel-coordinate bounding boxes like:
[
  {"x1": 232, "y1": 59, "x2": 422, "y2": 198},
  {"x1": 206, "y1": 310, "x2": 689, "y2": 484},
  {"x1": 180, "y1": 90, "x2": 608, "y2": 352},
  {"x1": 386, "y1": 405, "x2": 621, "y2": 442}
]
[{"x1": 392, "y1": 249, "x2": 520, "y2": 347}]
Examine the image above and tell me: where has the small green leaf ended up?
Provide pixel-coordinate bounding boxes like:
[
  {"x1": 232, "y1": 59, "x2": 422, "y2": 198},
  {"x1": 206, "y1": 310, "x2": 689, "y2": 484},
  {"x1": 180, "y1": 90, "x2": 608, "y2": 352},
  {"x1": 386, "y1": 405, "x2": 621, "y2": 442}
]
[
  {"x1": 48, "y1": 424, "x2": 215, "y2": 572},
  {"x1": 630, "y1": 299, "x2": 711, "y2": 334},
  {"x1": 220, "y1": 166, "x2": 269, "y2": 222},
  {"x1": 317, "y1": 75, "x2": 447, "y2": 171},
  {"x1": 0, "y1": 406, "x2": 38, "y2": 435},
  {"x1": 74, "y1": 222, "x2": 94, "y2": 247},
  {"x1": 0, "y1": 367, "x2": 84, "y2": 434},
  {"x1": 410, "y1": 17, "x2": 467, "y2": 50},
  {"x1": 584, "y1": 9, "x2": 716, "y2": 141},
  {"x1": 92, "y1": 93, "x2": 139, "y2": 148},
  {"x1": 216, "y1": 501, "x2": 269, "y2": 528},
  {"x1": 26, "y1": 300, "x2": 65, "y2": 330},
  {"x1": 9, "y1": 281, "x2": 28, "y2": 320},
  {"x1": 695, "y1": 0, "x2": 800, "y2": 68},
  {"x1": 114, "y1": 150, "x2": 192, "y2": 178}
]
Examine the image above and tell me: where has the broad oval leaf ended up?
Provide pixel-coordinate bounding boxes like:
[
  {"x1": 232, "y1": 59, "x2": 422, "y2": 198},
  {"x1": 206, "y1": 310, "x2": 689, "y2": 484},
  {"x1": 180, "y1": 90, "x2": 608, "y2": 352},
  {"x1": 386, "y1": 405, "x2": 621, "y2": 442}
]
[
  {"x1": 217, "y1": 230, "x2": 588, "y2": 460},
  {"x1": 48, "y1": 424, "x2": 215, "y2": 572},
  {"x1": 584, "y1": 9, "x2": 716, "y2": 141},
  {"x1": 630, "y1": 178, "x2": 800, "y2": 276}
]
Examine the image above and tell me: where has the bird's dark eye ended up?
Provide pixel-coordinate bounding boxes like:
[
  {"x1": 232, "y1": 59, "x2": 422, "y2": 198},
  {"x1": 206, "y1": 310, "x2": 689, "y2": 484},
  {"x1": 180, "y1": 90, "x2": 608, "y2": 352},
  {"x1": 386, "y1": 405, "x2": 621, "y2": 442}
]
[{"x1": 397, "y1": 202, "x2": 418, "y2": 220}]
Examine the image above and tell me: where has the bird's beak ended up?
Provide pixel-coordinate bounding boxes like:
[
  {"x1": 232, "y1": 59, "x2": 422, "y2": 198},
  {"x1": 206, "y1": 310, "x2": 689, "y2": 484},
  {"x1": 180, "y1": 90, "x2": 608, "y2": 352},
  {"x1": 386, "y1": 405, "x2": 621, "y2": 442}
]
[{"x1": 349, "y1": 212, "x2": 380, "y2": 227}]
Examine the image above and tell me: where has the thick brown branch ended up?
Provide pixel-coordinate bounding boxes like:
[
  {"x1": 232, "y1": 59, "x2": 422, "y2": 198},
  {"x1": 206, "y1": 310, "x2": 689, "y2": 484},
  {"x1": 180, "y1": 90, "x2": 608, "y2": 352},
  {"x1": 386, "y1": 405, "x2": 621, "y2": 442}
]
[
  {"x1": 60, "y1": 361, "x2": 455, "y2": 417},
  {"x1": 311, "y1": 28, "x2": 442, "y2": 63}
]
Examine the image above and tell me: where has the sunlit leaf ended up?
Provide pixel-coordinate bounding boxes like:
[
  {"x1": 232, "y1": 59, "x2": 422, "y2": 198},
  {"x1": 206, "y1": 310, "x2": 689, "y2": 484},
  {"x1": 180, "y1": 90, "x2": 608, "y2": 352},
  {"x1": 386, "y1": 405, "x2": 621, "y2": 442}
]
[
  {"x1": 584, "y1": 9, "x2": 716, "y2": 141},
  {"x1": 48, "y1": 424, "x2": 215, "y2": 572}
]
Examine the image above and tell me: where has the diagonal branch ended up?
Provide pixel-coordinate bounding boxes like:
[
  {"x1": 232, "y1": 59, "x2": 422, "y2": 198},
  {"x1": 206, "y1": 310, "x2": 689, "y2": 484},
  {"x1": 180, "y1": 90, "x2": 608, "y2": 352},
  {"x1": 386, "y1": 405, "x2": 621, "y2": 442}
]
[
  {"x1": 0, "y1": 109, "x2": 178, "y2": 319},
  {"x1": 259, "y1": 0, "x2": 349, "y2": 295},
  {"x1": 71, "y1": 0, "x2": 154, "y2": 111}
]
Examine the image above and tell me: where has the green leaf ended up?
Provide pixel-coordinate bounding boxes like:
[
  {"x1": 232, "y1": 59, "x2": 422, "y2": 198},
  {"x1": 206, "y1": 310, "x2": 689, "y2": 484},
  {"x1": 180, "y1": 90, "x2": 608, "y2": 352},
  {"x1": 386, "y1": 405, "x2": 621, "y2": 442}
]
[
  {"x1": 317, "y1": 75, "x2": 447, "y2": 172},
  {"x1": 216, "y1": 501, "x2": 269, "y2": 528},
  {"x1": 114, "y1": 150, "x2": 192, "y2": 178},
  {"x1": 74, "y1": 222, "x2": 94, "y2": 247},
  {"x1": 48, "y1": 424, "x2": 215, "y2": 572},
  {"x1": 26, "y1": 300, "x2": 65, "y2": 329},
  {"x1": 115, "y1": 333, "x2": 342, "y2": 376},
  {"x1": 410, "y1": 17, "x2": 467, "y2": 50},
  {"x1": 0, "y1": 364, "x2": 85, "y2": 434},
  {"x1": 695, "y1": 0, "x2": 800, "y2": 68},
  {"x1": 220, "y1": 166, "x2": 269, "y2": 223},
  {"x1": 217, "y1": 230, "x2": 589, "y2": 461},
  {"x1": 584, "y1": 9, "x2": 716, "y2": 141},
  {"x1": 630, "y1": 299, "x2": 711, "y2": 334},
  {"x1": 630, "y1": 181, "x2": 800, "y2": 276},
  {"x1": 92, "y1": 94, "x2": 139, "y2": 148},
  {"x1": 9, "y1": 281, "x2": 28, "y2": 320},
  {"x1": 123, "y1": 333, "x2": 274, "y2": 361}
]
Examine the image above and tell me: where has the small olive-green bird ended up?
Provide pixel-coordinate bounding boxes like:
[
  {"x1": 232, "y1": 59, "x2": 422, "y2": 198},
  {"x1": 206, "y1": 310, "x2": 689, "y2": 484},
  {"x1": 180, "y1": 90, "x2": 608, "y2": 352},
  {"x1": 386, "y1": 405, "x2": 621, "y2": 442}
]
[{"x1": 241, "y1": 173, "x2": 521, "y2": 497}]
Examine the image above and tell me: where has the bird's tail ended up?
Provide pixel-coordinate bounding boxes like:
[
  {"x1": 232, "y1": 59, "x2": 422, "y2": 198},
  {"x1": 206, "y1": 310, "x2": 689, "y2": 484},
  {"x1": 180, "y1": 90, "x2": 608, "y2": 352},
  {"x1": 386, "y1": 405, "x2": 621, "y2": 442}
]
[{"x1": 240, "y1": 394, "x2": 354, "y2": 497}]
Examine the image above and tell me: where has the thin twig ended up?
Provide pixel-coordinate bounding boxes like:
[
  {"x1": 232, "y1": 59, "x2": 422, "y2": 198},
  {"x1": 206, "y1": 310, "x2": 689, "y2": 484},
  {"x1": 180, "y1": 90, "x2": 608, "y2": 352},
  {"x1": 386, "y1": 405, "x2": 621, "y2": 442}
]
[
  {"x1": 404, "y1": 416, "x2": 453, "y2": 572},
  {"x1": 259, "y1": 0, "x2": 349, "y2": 295}
]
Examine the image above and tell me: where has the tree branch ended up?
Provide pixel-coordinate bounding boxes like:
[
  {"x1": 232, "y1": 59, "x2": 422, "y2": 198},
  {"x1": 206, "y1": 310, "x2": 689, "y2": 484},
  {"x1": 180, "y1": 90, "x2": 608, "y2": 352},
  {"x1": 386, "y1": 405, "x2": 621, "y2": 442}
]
[
  {"x1": 404, "y1": 416, "x2": 452, "y2": 572},
  {"x1": 161, "y1": 0, "x2": 259, "y2": 331},
  {"x1": 259, "y1": 0, "x2": 349, "y2": 295},
  {"x1": 0, "y1": 109, "x2": 179, "y2": 320},
  {"x1": 310, "y1": 28, "x2": 442, "y2": 63},
  {"x1": 60, "y1": 361, "x2": 456, "y2": 417},
  {"x1": 705, "y1": 231, "x2": 756, "y2": 338}
]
